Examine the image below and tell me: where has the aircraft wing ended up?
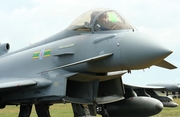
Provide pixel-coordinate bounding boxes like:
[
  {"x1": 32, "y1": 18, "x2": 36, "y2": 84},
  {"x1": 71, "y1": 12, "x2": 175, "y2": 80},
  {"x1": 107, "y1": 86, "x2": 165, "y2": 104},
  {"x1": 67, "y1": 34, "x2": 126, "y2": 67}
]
[
  {"x1": 124, "y1": 83, "x2": 166, "y2": 90},
  {"x1": 0, "y1": 78, "x2": 52, "y2": 92},
  {"x1": 154, "y1": 60, "x2": 177, "y2": 69},
  {"x1": 124, "y1": 83, "x2": 178, "y2": 107}
]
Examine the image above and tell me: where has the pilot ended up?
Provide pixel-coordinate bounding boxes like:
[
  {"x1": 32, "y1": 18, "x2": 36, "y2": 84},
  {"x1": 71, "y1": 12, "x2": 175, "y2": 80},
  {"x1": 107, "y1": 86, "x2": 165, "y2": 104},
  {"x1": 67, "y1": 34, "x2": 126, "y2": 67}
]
[
  {"x1": 90, "y1": 11, "x2": 117, "y2": 31},
  {"x1": 95, "y1": 13, "x2": 109, "y2": 30},
  {"x1": 97, "y1": 13, "x2": 107, "y2": 24}
]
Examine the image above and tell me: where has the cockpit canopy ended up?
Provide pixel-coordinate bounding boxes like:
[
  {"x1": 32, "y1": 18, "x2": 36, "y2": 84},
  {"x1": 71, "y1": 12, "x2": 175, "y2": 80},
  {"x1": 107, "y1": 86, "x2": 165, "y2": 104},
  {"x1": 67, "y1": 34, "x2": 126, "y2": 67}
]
[{"x1": 67, "y1": 8, "x2": 134, "y2": 32}]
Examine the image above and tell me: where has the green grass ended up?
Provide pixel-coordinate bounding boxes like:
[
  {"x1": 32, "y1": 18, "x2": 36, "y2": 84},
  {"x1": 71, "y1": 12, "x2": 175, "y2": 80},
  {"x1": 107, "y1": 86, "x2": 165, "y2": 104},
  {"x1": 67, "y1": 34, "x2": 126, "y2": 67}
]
[
  {"x1": 153, "y1": 98, "x2": 180, "y2": 117},
  {"x1": 0, "y1": 99, "x2": 180, "y2": 117}
]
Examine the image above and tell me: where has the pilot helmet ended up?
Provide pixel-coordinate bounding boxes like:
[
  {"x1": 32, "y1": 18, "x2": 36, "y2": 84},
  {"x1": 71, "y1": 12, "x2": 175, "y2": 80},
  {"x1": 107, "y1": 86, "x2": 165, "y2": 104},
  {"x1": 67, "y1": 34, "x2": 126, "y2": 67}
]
[{"x1": 99, "y1": 12, "x2": 107, "y2": 19}]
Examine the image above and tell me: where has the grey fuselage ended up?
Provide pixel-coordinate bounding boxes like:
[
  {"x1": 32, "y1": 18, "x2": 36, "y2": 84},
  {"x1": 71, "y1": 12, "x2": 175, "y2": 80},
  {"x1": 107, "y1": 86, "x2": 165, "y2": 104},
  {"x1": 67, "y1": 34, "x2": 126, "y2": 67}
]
[{"x1": 0, "y1": 8, "x2": 176, "y2": 117}]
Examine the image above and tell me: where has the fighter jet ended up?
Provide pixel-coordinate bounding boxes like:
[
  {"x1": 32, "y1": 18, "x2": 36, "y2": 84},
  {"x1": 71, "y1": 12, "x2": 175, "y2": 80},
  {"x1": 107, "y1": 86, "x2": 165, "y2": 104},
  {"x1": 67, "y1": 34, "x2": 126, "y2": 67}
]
[
  {"x1": 124, "y1": 83, "x2": 178, "y2": 108},
  {"x1": 0, "y1": 8, "x2": 177, "y2": 117},
  {"x1": 147, "y1": 83, "x2": 180, "y2": 97}
]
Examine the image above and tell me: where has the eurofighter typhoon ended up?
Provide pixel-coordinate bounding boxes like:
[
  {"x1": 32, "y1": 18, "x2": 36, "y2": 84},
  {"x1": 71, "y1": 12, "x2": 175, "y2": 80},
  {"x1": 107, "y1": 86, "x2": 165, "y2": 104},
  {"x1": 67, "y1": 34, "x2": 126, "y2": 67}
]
[{"x1": 0, "y1": 8, "x2": 177, "y2": 117}]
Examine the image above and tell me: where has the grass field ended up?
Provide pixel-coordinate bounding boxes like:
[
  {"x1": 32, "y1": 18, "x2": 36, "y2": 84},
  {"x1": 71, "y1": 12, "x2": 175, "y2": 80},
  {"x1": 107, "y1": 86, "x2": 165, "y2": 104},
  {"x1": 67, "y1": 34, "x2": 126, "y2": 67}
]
[{"x1": 0, "y1": 99, "x2": 180, "y2": 117}]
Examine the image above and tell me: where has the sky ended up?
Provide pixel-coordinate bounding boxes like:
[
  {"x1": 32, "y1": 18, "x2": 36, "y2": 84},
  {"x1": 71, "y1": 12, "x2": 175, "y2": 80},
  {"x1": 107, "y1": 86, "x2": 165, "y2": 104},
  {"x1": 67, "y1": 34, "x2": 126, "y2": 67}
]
[{"x1": 0, "y1": 0, "x2": 180, "y2": 86}]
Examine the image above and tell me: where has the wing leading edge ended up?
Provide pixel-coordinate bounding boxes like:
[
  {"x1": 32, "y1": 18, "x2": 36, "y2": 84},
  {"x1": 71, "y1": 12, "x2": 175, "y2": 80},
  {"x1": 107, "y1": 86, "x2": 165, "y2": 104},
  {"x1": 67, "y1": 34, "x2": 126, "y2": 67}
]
[{"x1": 0, "y1": 78, "x2": 52, "y2": 92}]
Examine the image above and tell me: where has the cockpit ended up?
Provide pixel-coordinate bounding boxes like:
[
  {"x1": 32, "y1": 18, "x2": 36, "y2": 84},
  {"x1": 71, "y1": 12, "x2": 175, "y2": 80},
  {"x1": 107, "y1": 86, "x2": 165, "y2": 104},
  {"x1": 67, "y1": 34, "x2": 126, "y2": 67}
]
[{"x1": 67, "y1": 8, "x2": 134, "y2": 33}]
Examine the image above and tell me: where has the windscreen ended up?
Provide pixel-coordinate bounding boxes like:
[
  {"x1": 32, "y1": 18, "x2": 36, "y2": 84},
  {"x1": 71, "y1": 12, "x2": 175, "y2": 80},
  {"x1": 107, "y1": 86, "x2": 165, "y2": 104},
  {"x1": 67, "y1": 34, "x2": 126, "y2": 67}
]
[
  {"x1": 67, "y1": 8, "x2": 134, "y2": 32},
  {"x1": 93, "y1": 11, "x2": 133, "y2": 31}
]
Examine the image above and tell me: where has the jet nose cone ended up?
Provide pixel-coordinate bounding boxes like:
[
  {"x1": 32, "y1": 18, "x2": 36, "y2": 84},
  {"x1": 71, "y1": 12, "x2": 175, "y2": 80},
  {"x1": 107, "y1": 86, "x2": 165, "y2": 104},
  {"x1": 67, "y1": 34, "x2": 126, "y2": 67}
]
[{"x1": 120, "y1": 32, "x2": 172, "y2": 69}]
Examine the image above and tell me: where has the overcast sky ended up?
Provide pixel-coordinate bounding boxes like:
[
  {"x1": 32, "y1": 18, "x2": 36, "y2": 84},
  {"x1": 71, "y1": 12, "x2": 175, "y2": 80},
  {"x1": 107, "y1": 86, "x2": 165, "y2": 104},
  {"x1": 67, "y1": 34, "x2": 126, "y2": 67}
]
[{"x1": 0, "y1": 0, "x2": 179, "y2": 85}]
